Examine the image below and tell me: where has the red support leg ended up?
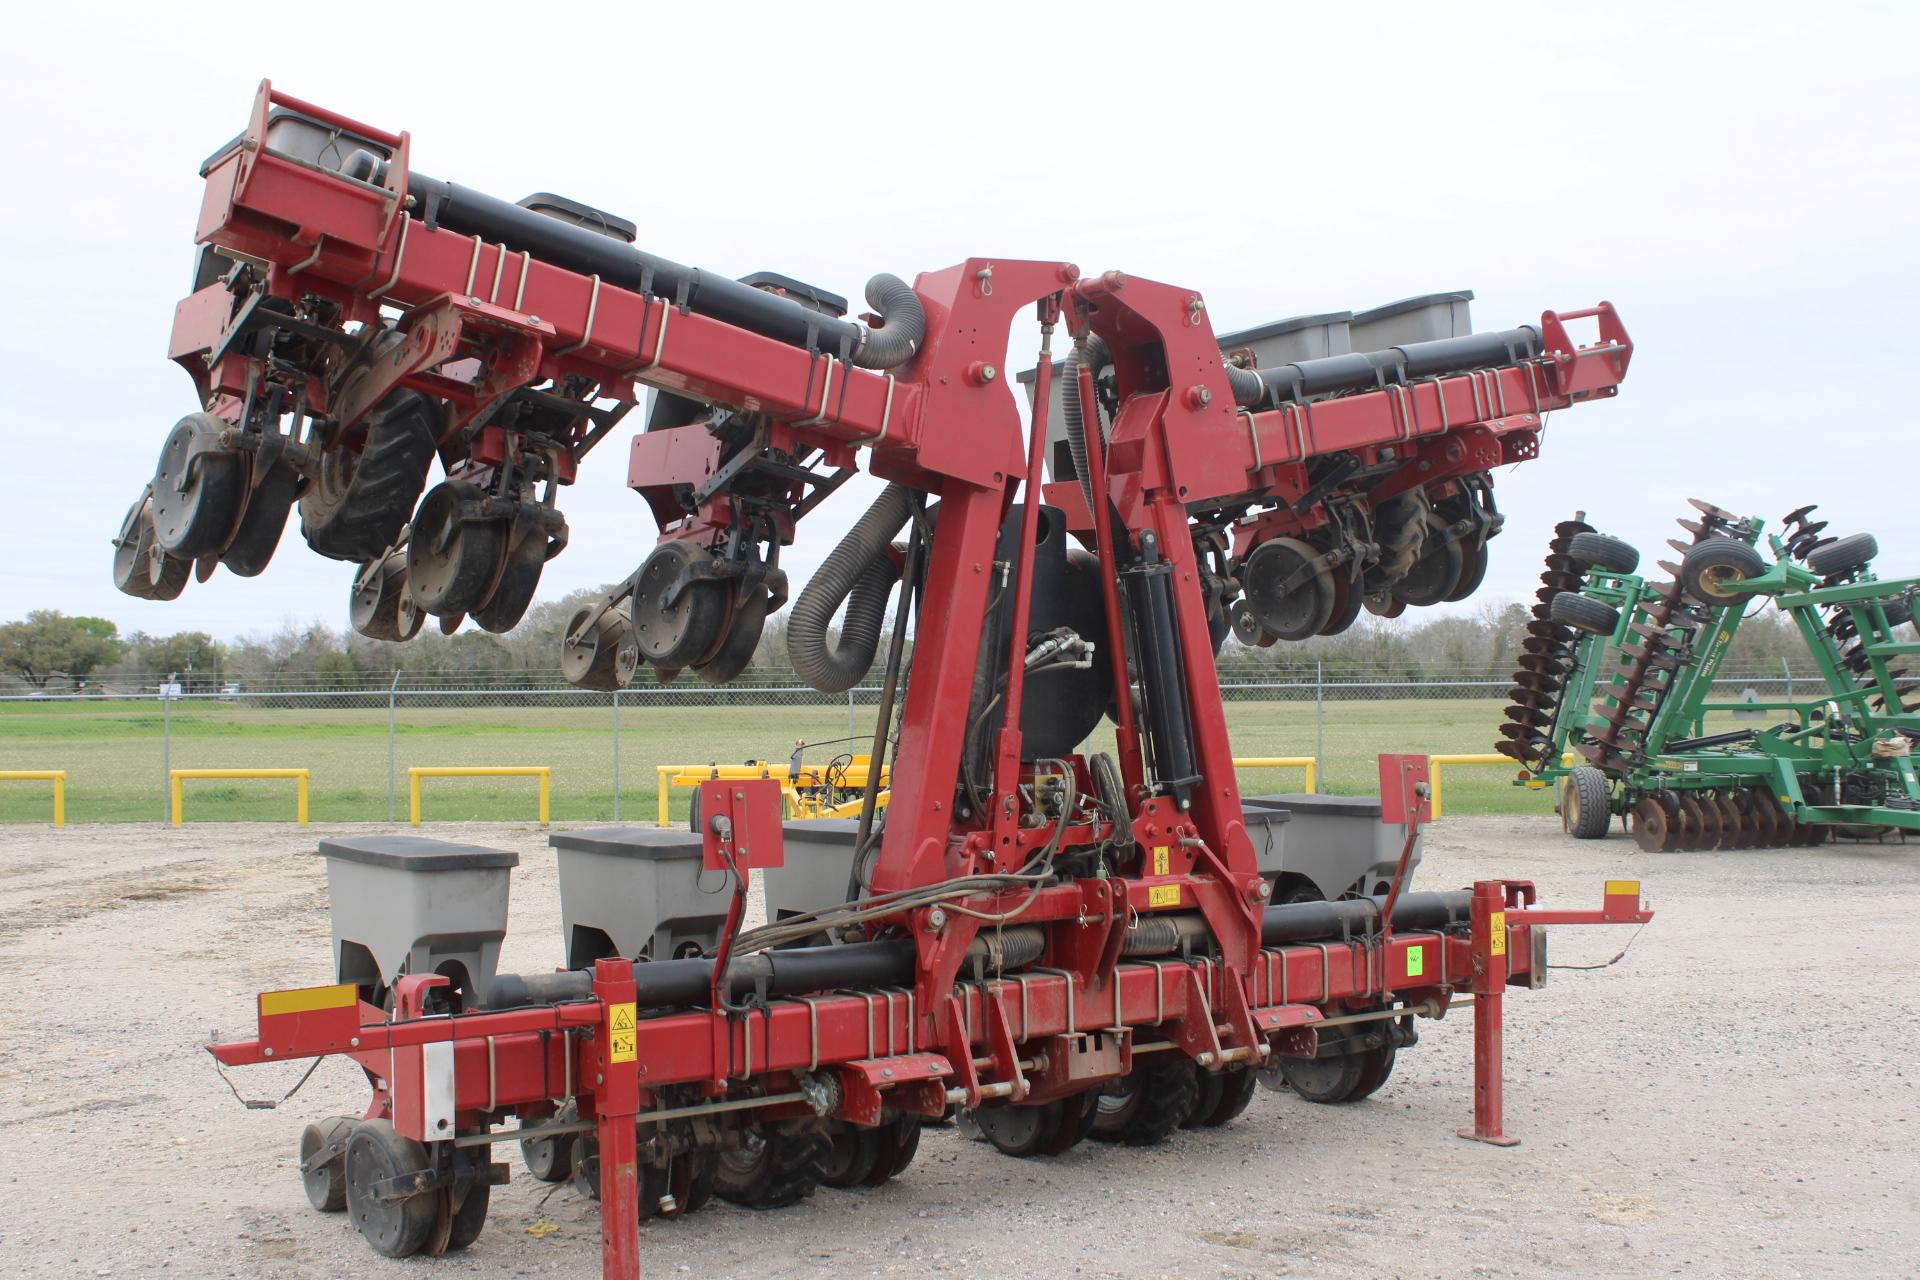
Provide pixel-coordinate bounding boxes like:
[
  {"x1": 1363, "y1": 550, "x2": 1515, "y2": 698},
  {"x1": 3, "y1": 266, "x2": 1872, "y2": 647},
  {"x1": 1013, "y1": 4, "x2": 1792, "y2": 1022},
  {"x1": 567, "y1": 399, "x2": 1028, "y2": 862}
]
[
  {"x1": 592, "y1": 959, "x2": 642, "y2": 1280},
  {"x1": 1456, "y1": 881, "x2": 1520, "y2": 1147}
]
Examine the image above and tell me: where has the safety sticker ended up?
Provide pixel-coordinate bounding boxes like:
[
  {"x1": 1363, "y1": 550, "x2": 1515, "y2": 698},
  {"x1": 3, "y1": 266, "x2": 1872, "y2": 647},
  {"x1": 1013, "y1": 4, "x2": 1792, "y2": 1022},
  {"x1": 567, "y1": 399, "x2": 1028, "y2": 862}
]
[
  {"x1": 1489, "y1": 911, "x2": 1507, "y2": 957},
  {"x1": 608, "y1": 1002, "x2": 637, "y2": 1063},
  {"x1": 1405, "y1": 945, "x2": 1425, "y2": 978},
  {"x1": 1148, "y1": 884, "x2": 1181, "y2": 908},
  {"x1": 1151, "y1": 845, "x2": 1171, "y2": 876}
]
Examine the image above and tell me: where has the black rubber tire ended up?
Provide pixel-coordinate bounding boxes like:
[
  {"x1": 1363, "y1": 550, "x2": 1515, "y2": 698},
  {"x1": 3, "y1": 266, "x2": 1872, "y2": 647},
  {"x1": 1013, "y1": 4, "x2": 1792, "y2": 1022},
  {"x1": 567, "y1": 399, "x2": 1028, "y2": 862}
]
[
  {"x1": 1122, "y1": 1058, "x2": 1200, "y2": 1147},
  {"x1": 150, "y1": 414, "x2": 246, "y2": 559},
  {"x1": 819, "y1": 1126, "x2": 881, "y2": 1188},
  {"x1": 1807, "y1": 532, "x2": 1878, "y2": 578},
  {"x1": 1549, "y1": 591, "x2": 1620, "y2": 637},
  {"x1": 221, "y1": 460, "x2": 300, "y2": 577},
  {"x1": 1039, "y1": 1094, "x2": 1097, "y2": 1156},
  {"x1": 301, "y1": 392, "x2": 441, "y2": 563},
  {"x1": 1680, "y1": 538, "x2": 1767, "y2": 606},
  {"x1": 1197, "y1": 1066, "x2": 1258, "y2": 1127},
  {"x1": 344, "y1": 1119, "x2": 436, "y2": 1259},
  {"x1": 713, "y1": 1128, "x2": 826, "y2": 1209},
  {"x1": 1444, "y1": 539, "x2": 1491, "y2": 603},
  {"x1": 406, "y1": 481, "x2": 505, "y2": 616},
  {"x1": 1562, "y1": 767, "x2": 1613, "y2": 840},
  {"x1": 1318, "y1": 572, "x2": 1366, "y2": 636},
  {"x1": 472, "y1": 536, "x2": 548, "y2": 634},
  {"x1": 1567, "y1": 532, "x2": 1640, "y2": 576},
  {"x1": 299, "y1": 1117, "x2": 354, "y2": 1212},
  {"x1": 444, "y1": 1180, "x2": 489, "y2": 1252}
]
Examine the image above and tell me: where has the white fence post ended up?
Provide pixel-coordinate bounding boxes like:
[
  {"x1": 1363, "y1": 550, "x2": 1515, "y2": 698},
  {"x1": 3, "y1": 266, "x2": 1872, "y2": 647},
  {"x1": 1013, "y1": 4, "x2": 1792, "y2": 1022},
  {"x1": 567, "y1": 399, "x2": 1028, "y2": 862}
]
[
  {"x1": 612, "y1": 688, "x2": 622, "y2": 821},
  {"x1": 387, "y1": 670, "x2": 401, "y2": 823},
  {"x1": 1314, "y1": 660, "x2": 1325, "y2": 790}
]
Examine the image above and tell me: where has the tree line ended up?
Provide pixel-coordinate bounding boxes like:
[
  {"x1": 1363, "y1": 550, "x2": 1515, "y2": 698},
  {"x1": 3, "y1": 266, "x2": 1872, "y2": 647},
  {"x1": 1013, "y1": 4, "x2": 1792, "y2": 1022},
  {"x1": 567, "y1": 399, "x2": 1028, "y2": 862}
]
[{"x1": 1, "y1": 595, "x2": 1833, "y2": 694}]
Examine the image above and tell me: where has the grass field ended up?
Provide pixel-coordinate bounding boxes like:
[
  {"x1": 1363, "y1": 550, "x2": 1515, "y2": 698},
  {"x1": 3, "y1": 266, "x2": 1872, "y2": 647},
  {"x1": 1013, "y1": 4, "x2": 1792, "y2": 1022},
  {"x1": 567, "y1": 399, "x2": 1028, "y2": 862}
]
[{"x1": 0, "y1": 695, "x2": 1546, "y2": 825}]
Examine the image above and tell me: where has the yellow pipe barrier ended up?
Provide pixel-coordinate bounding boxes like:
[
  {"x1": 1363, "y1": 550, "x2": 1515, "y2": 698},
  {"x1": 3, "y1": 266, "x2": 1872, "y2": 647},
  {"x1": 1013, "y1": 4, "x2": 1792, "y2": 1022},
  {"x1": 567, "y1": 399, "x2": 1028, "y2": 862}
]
[
  {"x1": 651, "y1": 756, "x2": 1318, "y2": 827},
  {"x1": 170, "y1": 768, "x2": 309, "y2": 827},
  {"x1": 1232, "y1": 757, "x2": 1318, "y2": 795},
  {"x1": 1429, "y1": 752, "x2": 1579, "y2": 818},
  {"x1": 409, "y1": 766, "x2": 550, "y2": 826},
  {"x1": 0, "y1": 770, "x2": 67, "y2": 827}
]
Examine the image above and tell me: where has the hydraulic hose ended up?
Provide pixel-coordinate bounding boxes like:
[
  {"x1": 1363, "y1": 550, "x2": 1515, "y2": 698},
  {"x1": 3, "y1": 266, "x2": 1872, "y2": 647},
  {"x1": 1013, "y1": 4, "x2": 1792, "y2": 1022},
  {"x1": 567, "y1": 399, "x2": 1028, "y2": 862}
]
[{"x1": 788, "y1": 483, "x2": 913, "y2": 692}]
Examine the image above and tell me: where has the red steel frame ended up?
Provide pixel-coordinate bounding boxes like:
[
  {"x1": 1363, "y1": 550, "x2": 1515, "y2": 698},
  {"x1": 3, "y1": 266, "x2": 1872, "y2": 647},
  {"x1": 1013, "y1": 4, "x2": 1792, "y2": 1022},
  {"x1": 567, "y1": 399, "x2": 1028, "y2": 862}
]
[{"x1": 193, "y1": 84, "x2": 1650, "y2": 1280}]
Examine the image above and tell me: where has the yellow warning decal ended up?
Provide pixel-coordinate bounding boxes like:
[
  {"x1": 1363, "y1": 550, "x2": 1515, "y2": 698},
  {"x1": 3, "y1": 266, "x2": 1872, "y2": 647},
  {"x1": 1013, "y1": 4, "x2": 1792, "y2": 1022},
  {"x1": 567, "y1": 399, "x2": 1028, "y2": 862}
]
[
  {"x1": 260, "y1": 983, "x2": 357, "y2": 1018},
  {"x1": 1405, "y1": 945, "x2": 1425, "y2": 978},
  {"x1": 1148, "y1": 884, "x2": 1182, "y2": 908},
  {"x1": 1152, "y1": 845, "x2": 1171, "y2": 876},
  {"x1": 1489, "y1": 911, "x2": 1507, "y2": 956},
  {"x1": 1604, "y1": 879, "x2": 1641, "y2": 898},
  {"x1": 608, "y1": 1002, "x2": 637, "y2": 1063}
]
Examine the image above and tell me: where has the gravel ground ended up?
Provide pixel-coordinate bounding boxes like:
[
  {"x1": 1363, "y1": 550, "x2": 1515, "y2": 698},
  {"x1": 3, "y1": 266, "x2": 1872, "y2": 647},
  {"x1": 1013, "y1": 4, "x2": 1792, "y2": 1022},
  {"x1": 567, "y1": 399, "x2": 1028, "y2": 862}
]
[{"x1": 0, "y1": 816, "x2": 1913, "y2": 1279}]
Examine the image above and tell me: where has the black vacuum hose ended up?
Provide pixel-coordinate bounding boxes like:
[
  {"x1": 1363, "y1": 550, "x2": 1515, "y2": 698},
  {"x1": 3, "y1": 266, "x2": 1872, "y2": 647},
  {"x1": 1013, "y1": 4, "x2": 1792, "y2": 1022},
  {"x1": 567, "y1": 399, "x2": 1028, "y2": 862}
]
[
  {"x1": 851, "y1": 274, "x2": 926, "y2": 369},
  {"x1": 787, "y1": 484, "x2": 913, "y2": 692}
]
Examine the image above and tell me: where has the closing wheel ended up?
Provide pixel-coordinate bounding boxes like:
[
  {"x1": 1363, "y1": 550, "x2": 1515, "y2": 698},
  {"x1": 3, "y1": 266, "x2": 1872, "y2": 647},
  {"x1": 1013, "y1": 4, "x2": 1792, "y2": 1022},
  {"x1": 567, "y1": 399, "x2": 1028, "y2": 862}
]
[
  {"x1": 350, "y1": 551, "x2": 427, "y2": 642},
  {"x1": 1181, "y1": 1068, "x2": 1227, "y2": 1131},
  {"x1": 1319, "y1": 570, "x2": 1366, "y2": 636},
  {"x1": 221, "y1": 459, "x2": 301, "y2": 578},
  {"x1": 863, "y1": 1115, "x2": 921, "y2": 1185},
  {"x1": 406, "y1": 481, "x2": 505, "y2": 616},
  {"x1": 631, "y1": 541, "x2": 731, "y2": 667},
  {"x1": 819, "y1": 1125, "x2": 881, "y2": 1188},
  {"x1": 1196, "y1": 1066, "x2": 1259, "y2": 1127},
  {"x1": 472, "y1": 531, "x2": 553, "y2": 634},
  {"x1": 441, "y1": 1178, "x2": 490, "y2": 1253},
  {"x1": 1278, "y1": 1051, "x2": 1364, "y2": 1104},
  {"x1": 1040, "y1": 1093, "x2": 1098, "y2": 1155},
  {"x1": 1348, "y1": 1039, "x2": 1398, "y2": 1101},
  {"x1": 694, "y1": 584, "x2": 770, "y2": 685},
  {"x1": 150, "y1": 413, "x2": 246, "y2": 558},
  {"x1": 1244, "y1": 537, "x2": 1334, "y2": 641},
  {"x1": 1562, "y1": 767, "x2": 1613, "y2": 839},
  {"x1": 974, "y1": 1102, "x2": 1062, "y2": 1158},
  {"x1": 344, "y1": 1119, "x2": 437, "y2": 1259},
  {"x1": 1393, "y1": 521, "x2": 1464, "y2": 607},
  {"x1": 299, "y1": 1116, "x2": 355, "y2": 1213}
]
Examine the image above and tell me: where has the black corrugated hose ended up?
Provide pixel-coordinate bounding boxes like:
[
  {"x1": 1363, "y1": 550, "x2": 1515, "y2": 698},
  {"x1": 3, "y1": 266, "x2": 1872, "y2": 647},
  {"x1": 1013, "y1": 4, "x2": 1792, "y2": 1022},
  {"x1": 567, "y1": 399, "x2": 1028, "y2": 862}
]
[{"x1": 787, "y1": 483, "x2": 913, "y2": 692}]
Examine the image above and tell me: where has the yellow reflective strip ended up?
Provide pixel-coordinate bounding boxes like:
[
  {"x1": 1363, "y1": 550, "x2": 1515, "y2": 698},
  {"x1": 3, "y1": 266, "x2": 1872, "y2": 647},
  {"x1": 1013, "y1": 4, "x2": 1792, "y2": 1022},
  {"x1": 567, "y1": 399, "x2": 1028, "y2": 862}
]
[
  {"x1": 260, "y1": 983, "x2": 358, "y2": 1017},
  {"x1": 1604, "y1": 880, "x2": 1641, "y2": 898}
]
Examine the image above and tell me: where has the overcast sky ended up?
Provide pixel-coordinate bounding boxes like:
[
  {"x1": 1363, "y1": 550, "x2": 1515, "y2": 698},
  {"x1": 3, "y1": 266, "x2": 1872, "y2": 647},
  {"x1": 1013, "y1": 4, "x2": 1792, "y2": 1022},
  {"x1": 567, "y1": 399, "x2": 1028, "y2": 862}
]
[{"x1": 3, "y1": 3, "x2": 1914, "y2": 646}]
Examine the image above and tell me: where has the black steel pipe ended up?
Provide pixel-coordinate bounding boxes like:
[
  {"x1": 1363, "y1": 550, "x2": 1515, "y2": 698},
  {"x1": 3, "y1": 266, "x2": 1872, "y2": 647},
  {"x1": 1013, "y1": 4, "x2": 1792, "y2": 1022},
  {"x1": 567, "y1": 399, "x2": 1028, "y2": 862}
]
[
  {"x1": 1252, "y1": 326, "x2": 1541, "y2": 408},
  {"x1": 483, "y1": 891, "x2": 1470, "y2": 1011},
  {"x1": 340, "y1": 152, "x2": 921, "y2": 367}
]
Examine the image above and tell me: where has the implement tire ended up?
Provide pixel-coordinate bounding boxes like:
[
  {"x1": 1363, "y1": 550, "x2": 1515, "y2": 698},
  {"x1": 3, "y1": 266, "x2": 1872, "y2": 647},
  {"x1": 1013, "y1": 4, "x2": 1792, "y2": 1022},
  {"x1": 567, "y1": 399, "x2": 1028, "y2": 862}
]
[
  {"x1": 1562, "y1": 767, "x2": 1614, "y2": 840},
  {"x1": 1566, "y1": 532, "x2": 1640, "y2": 576},
  {"x1": 300, "y1": 392, "x2": 440, "y2": 563}
]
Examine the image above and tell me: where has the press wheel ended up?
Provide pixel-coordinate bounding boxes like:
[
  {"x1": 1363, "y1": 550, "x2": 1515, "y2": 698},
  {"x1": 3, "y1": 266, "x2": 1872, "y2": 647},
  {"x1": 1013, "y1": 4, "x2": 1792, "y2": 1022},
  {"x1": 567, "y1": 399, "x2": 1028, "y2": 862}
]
[
  {"x1": 863, "y1": 1115, "x2": 921, "y2": 1185},
  {"x1": 1393, "y1": 520, "x2": 1464, "y2": 607},
  {"x1": 694, "y1": 585, "x2": 770, "y2": 685},
  {"x1": 974, "y1": 1102, "x2": 1061, "y2": 1158},
  {"x1": 472, "y1": 531, "x2": 551, "y2": 634},
  {"x1": 631, "y1": 541, "x2": 730, "y2": 667},
  {"x1": 299, "y1": 1116, "x2": 355, "y2": 1212},
  {"x1": 406, "y1": 481, "x2": 504, "y2": 616},
  {"x1": 150, "y1": 413, "x2": 246, "y2": 558},
  {"x1": 1318, "y1": 569, "x2": 1365, "y2": 636},
  {"x1": 819, "y1": 1125, "x2": 881, "y2": 1188},
  {"x1": 1244, "y1": 537, "x2": 1334, "y2": 641}
]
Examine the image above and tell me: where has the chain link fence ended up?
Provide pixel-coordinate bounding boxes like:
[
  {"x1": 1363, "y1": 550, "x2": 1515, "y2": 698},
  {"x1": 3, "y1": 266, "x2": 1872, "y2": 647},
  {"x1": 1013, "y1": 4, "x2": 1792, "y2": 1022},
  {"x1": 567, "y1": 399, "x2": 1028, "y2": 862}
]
[{"x1": 0, "y1": 662, "x2": 1829, "y2": 825}]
